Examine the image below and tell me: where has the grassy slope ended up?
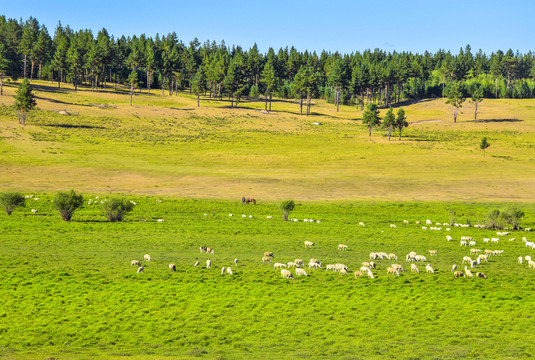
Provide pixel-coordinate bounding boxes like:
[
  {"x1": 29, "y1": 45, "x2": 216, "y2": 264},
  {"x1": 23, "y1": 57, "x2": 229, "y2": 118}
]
[
  {"x1": 1, "y1": 198, "x2": 534, "y2": 359},
  {"x1": 0, "y1": 80, "x2": 534, "y2": 202}
]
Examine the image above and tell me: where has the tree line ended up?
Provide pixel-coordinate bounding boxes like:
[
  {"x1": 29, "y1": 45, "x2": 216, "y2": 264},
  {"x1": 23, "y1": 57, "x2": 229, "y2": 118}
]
[{"x1": 2, "y1": 15, "x2": 535, "y2": 113}]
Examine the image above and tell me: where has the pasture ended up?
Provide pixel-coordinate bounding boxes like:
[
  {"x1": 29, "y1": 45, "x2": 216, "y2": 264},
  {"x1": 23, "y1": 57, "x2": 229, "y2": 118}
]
[
  {"x1": 1, "y1": 197, "x2": 534, "y2": 359},
  {"x1": 1, "y1": 80, "x2": 535, "y2": 202}
]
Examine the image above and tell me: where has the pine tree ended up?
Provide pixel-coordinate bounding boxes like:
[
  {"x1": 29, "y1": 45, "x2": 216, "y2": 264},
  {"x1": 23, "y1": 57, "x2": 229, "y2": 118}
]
[
  {"x1": 444, "y1": 81, "x2": 465, "y2": 122},
  {"x1": 480, "y1": 137, "x2": 490, "y2": 157},
  {"x1": 14, "y1": 79, "x2": 36, "y2": 125},
  {"x1": 191, "y1": 66, "x2": 207, "y2": 107},
  {"x1": 470, "y1": 88, "x2": 484, "y2": 122},
  {"x1": 0, "y1": 44, "x2": 8, "y2": 95},
  {"x1": 32, "y1": 25, "x2": 52, "y2": 80},
  {"x1": 382, "y1": 107, "x2": 395, "y2": 141},
  {"x1": 52, "y1": 23, "x2": 69, "y2": 88},
  {"x1": 261, "y1": 61, "x2": 277, "y2": 111},
  {"x1": 19, "y1": 17, "x2": 39, "y2": 79},
  {"x1": 362, "y1": 103, "x2": 381, "y2": 136},
  {"x1": 395, "y1": 108, "x2": 408, "y2": 140}
]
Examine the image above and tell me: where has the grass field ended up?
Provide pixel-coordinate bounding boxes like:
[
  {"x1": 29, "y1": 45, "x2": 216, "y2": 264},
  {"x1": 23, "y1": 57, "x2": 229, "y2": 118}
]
[
  {"x1": 0, "y1": 80, "x2": 535, "y2": 202},
  {"x1": 1, "y1": 197, "x2": 534, "y2": 359}
]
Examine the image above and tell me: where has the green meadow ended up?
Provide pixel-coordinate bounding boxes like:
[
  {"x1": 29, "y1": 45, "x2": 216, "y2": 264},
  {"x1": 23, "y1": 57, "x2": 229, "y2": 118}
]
[
  {"x1": 1, "y1": 197, "x2": 534, "y2": 359},
  {"x1": 1, "y1": 80, "x2": 535, "y2": 359}
]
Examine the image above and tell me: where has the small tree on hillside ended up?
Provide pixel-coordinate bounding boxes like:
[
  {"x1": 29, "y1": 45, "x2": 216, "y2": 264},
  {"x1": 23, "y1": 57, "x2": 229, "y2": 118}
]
[
  {"x1": 470, "y1": 88, "x2": 484, "y2": 122},
  {"x1": 14, "y1": 79, "x2": 36, "y2": 125},
  {"x1": 102, "y1": 198, "x2": 135, "y2": 222},
  {"x1": 444, "y1": 81, "x2": 465, "y2": 123},
  {"x1": 382, "y1": 107, "x2": 395, "y2": 141},
  {"x1": 480, "y1": 137, "x2": 490, "y2": 157},
  {"x1": 279, "y1": 199, "x2": 295, "y2": 221},
  {"x1": 395, "y1": 108, "x2": 409, "y2": 140},
  {"x1": 0, "y1": 192, "x2": 25, "y2": 215},
  {"x1": 500, "y1": 204, "x2": 524, "y2": 230},
  {"x1": 191, "y1": 66, "x2": 208, "y2": 107},
  {"x1": 54, "y1": 189, "x2": 83, "y2": 221},
  {"x1": 362, "y1": 102, "x2": 381, "y2": 136},
  {"x1": 261, "y1": 61, "x2": 278, "y2": 111},
  {"x1": 127, "y1": 70, "x2": 138, "y2": 106}
]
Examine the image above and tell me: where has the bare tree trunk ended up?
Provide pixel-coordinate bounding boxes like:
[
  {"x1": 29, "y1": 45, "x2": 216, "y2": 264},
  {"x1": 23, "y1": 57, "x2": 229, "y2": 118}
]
[
  {"x1": 30, "y1": 61, "x2": 35, "y2": 80},
  {"x1": 147, "y1": 70, "x2": 151, "y2": 94},
  {"x1": 130, "y1": 84, "x2": 133, "y2": 106},
  {"x1": 169, "y1": 78, "x2": 172, "y2": 96},
  {"x1": 388, "y1": 127, "x2": 392, "y2": 141},
  {"x1": 265, "y1": 93, "x2": 268, "y2": 110},
  {"x1": 0, "y1": 73, "x2": 3, "y2": 95},
  {"x1": 299, "y1": 97, "x2": 303, "y2": 115},
  {"x1": 269, "y1": 94, "x2": 272, "y2": 111},
  {"x1": 38, "y1": 63, "x2": 42, "y2": 80},
  {"x1": 197, "y1": 94, "x2": 200, "y2": 107},
  {"x1": 474, "y1": 102, "x2": 478, "y2": 122},
  {"x1": 306, "y1": 94, "x2": 311, "y2": 116},
  {"x1": 495, "y1": 78, "x2": 498, "y2": 98},
  {"x1": 336, "y1": 90, "x2": 339, "y2": 112},
  {"x1": 23, "y1": 55, "x2": 27, "y2": 79},
  {"x1": 368, "y1": 126, "x2": 371, "y2": 136}
]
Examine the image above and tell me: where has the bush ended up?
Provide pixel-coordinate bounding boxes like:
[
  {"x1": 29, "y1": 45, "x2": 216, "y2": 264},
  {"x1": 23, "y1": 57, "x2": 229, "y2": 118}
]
[
  {"x1": 485, "y1": 209, "x2": 500, "y2": 229},
  {"x1": 500, "y1": 204, "x2": 525, "y2": 230},
  {"x1": 279, "y1": 199, "x2": 295, "y2": 221},
  {"x1": 0, "y1": 192, "x2": 25, "y2": 215},
  {"x1": 54, "y1": 190, "x2": 83, "y2": 221},
  {"x1": 102, "y1": 198, "x2": 135, "y2": 222}
]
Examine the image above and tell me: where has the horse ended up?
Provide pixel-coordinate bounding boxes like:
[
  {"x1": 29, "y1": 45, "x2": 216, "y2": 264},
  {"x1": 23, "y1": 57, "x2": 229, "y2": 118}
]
[{"x1": 245, "y1": 198, "x2": 256, "y2": 205}]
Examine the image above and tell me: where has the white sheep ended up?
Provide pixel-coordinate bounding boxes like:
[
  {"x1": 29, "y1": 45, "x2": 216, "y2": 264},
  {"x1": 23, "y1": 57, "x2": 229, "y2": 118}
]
[
  {"x1": 470, "y1": 260, "x2": 478, "y2": 268},
  {"x1": 403, "y1": 220, "x2": 409, "y2": 224},
  {"x1": 338, "y1": 244, "x2": 348, "y2": 251},
  {"x1": 369, "y1": 261, "x2": 376, "y2": 269},
  {"x1": 478, "y1": 254, "x2": 489, "y2": 262},
  {"x1": 157, "y1": 219, "x2": 164, "y2": 222},
  {"x1": 425, "y1": 264, "x2": 434, "y2": 273},
  {"x1": 137, "y1": 266, "x2": 144, "y2": 273},
  {"x1": 428, "y1": 250, "x2": 438, "y2": 256},
  {"x1": 295, "y1": 259, "x2": 304, "y2": 266},
  {"x1": 354, "y1": 271, "x2": 363, "y2": 278},
  {"x1": 475, "y1": 272, "x2": 487, "y2": 279},
  {"x1": 464, "y1": 266, "x2": 473, "y2": 278},
  {"x1": 296, "y1": 268, "x2": 308, "y2": 276},
  {"x1": 168, "y1": 263, "x2": 176, "y2": 271},
  {"x1": 415, "y1": 220, "x2": 420, "y2": 224},
  {"x1": 493, "y1": 250, "x2": 504, "y2": 256},
  {"x1": 387, "y1": 267, "x2": 399, "y2": 276},
  {"x1": 221, "y1": 266, "x2": 226, "y2": 275},
  {"x1": 262, "y1": 256, "x2": 272, "y2": 263},
  {"x1": 421, "y1": 226, "x2": 428, "y2": 230},
  {"x1": 390, "y1": 224, "x2": 397, "y2": 228},
  {"x1": 335, "y1": 264, "x2": 348, "y2": 271},
  {"x1": 451, "y1": 264, "x2": 457, "y2": 272},
  {"x1": 411, "y1": 264, "x2": 419, "y2": 273},
  {"x1": 326, "y1": 264, "x2": 337, "y2": 271},
  {"x1": 281, "y1": 269, "x2": 294, "y2": 279},
  {"x1": 131, "y1": 260, "x2": 141, "y2": 266},
  {"x1": 388, "y1": 253, "x2": 398, "y2": 260},
  {"x1": 308, "y1": 262, "x2": 321, "y2": 269},
  {"x1": 528, "y1": 260, "x2": 535, "y2": 269},
  {"x1": 234, "y1": 259, "x2": 239, "y2": 266},
  {"x1": 226, "y1": 267, "x2": 233, "y2": 275},
  {"x1": 469, "y1": 241, "x2": 476, "y2": 246},
  {"x1": 359, "y1": 222, "x2": 365, "y2": 226},
  {"x1": 462, "y1": 256, "x2": 472, "y2": 264},
  {"x1": 287, "y1": 262, "x2": 299, "y2": 268},
  {"x1": 367, "y1": 270, "x2": 375, "y2": 279},
  {"x1": 483, "y1": 238, "x2": 490, "y2": 243},
  {"x1": 339, "y1": 269, "x2": 347, "y2": 275},
  {"x1": 518, "y1": 256, "x2": 523, "y2": 264},
  {"x1": 266, "y1": 216, "x2": 273, "y2": 219},
  {"x1": 470, "y1": 249, "x2": 481, "y2": 255},
  {"x1": 460, "y1": 240, "x2": 468, "y2": 247},
  {"x1": 206, "y1": 259, "x2": 211, "y2": 268},
  {"x1": 360, "y1": 266, "x2": 370, "y2": 273},
  {"x1": 194, "y1": 261, "x2": 200, "y2": 267},
  {"x1": 144, "y1": 254, "x2": 151, "y2": 262},
  {"x1": 304, "y1": 241, "x2": 315, "y2": 248},
  {"x1": 414, "y1": 255, "x2": 427, "y2": 262},
  {"x1": 525, "y1": 256, "x2": 532, "y2": 262},
  {"x1": 491, "y1": 238, "x2": 499, "y2": 243},
  {"x1": 274, "y1": 263, "x2": 286, "y2": 269},
  {"x1": 392, "y1": 264, "x2": 404, "y2": 272},
  {"x1": 446, "y1": 235, "x2": 453, "y2": 241}
]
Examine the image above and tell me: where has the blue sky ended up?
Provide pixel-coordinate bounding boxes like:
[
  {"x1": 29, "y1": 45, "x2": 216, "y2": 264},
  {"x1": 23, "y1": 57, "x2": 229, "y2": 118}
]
[{"x1": 1, "y1": 0, "x2": 533, "y2": 54}]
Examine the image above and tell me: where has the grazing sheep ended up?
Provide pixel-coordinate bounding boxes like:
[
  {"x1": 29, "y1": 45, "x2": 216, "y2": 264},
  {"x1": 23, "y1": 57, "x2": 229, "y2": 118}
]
[
  {"x1": 131, "y1": 260, "x2": 141, "y2": 266},
  {"x1": 359, "y1": 222, "x2": 365, "y2": 226},
  {"x1": 491, "y1": 238, "x2": 499, "y2": 243},
  {"x1": 137, "y1": 266, "x2": 144, "y2": 273},
  {"x1": 392, "y1": 264, "x2": 404, "y2": 272},
  {"x1": 354, "y1": 271, "x2": 363, "y2": 278},
  {"x1": 360, "y1": 266, "x2": 370, "y2": 273},
  {"x1": 169, "y1": 263, "x2": 176, "y2": 271},
  {"x1": 469, "y1": 241, "x2": 476, "y2": 246},
  {"x1": 226, "y1": 267, "x2": 233, "y2": 275},
  {"x1": 295, "y1": 259, "x2": 304, "y2": 266},
  {"x1": 262, "y1": 256, "x2": 272, "y2": 263},
  {"x1": 200, "y1": 246, "x2": 207, "y2": 253},
  {"x1": 287, "y1": 262, "x2": 299, "y2": 268},
  {"x1": 422, "y1": 226, "x2": 428, "y2": 230},
  {"x1": 476, "y1": 272, "x2": 487, "y2": 279},
  {"x1": 194, "y1": 261, "x2": 200, "y2": 267},
  {"x1": 451, "y1": 264, "x2": 457, "y2": 272},
  {"x1": 446, "y1": 235, "x2": 453, "y2": 241},
  {"x1": 426, "y1": 219, "x2": 432, "y2": 225},
  {"x1": 461, "y1": 236, "x2": 473, "y2": 241},
  {"x1": 525, "y1": 256, "x2": 532, "y2": 262},
  {"x1": 370, "y1": 252, "x2": 378, "y2": 260},
  {"x1": 478, "y1": 254, "x2": 489, "y2": 262},
  {"x1": 296, "y1": 268, "x2": 308, "y2": 276},
  {"x1": 335, "y1": 264, "x2": 348, "y2": 271},
  {"x1": 221, "y1": 267, "x2": 226, "y2": 275},
  {"x1": 206, "y1": 260, "x2": 211, "y2": 268},
  {"x1": 264, "y1": 251, "x2": 274, "y2": 258},
  {"x1": 31, "y1": 209, "x2": 38, "y2": 213},
  {"x1": 309, "y1": 258, "x2": 321, "y2": 264},
  {"x1": 325, "y1": 264, "x2": 337, "y2": 271},
  {"x1": 362, "y1": 262, "x2": 371, "y2": 268},
  {"x1": 266, "y1": 216, "x2": 273, "y2": 219},
  {"x1": 470, "y1": 249, "x2": 481, "y2": 255},
  {"x1": 304, "y1": 241, "x2": 315, "y2": 248},
  {"x1": 518, "y1": 256, "x2": 523, "y2": 264},
  {"x1": 308, "y1": 262, "x2": 322, "y2": 269},
  {"x1": 367, "y1": 270, "x2": 375, "y2": 279},
  {"x1": 338, "y1": 244, "x2": 348, "y2": 251},
  {"x1": 528, "y1": 260, "x2": 535, "y2": 268},
  {"x1": 483, "y1": 238, "x2": 490, "y2": 243},
  {"x1": 425, "y1": 264, "x2": 434, "y2": 273},
  {"x1": 414, "y1": 255, "x2": 427, "y2": 262},
  {"x1": 388, "y1": 253, "x2": 398, "y2": 260},
  {"x1": 207, "y1": 248, "x2": 215, "y2": 254},
  {"x1": 454, "y1": 271, "x2": 464, "y2": 278},
  {"x1": 429, "y1": 250, "x2": 438, "y2": 256},
  {"x1": 464, "y1": 266, "x2": 473, "y2": 278},
  {"x1": 387, "y1": 267, "x2": 399, "y2": 276},
  {"x1": 281, "y1": 269, "x2": 294, "y2": 279},
  {"x1": 462, "y1": 256, "x2": 472, "y2": 264},
  {"x1": 485, "y1": 249, "x2": 494, "y2": 255},
  {"x1": 339, "y1": 269, "x2": 348, "y2": 275},
  {"x1": 411, "y1": 264, "x2": 419, "y2": 273},
  {"x1": 470, "y1": 259, "x2": 478, "y2": 268},
  {"x1": 234, "y1": 259, "x2": 239, "y2": 266},
  {"x1": 406, "y1": 253, "x2": 415, "y2": 262},
  {"x1": 144, "y1": 254, "x2": 151, "y2": 262},
  {"x1": 403, "y1": 220, "x2": 409, "y2": 224},
  {"x1": 369, "y1": 261, "x2": 376, "y2": 269},
  {"x1": 157, "y1": 219, "x2": 164, "y2": 222},
  {"x1": 274, "y1": 263, "x2": 287, "y2": 269},
  {"x1": 493, "y1": 250, "x2": 504, "y2": 256},
  {"x1": 390, "y1": 224, "x2": 397, "y2": 228},
  {"x1": 460, "y1": 240, "x2": 468, "y2": 247}
]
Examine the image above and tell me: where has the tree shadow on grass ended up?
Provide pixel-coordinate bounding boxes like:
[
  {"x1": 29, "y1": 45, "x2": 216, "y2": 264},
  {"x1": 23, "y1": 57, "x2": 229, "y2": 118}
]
[
  {"x1": 481, "y1": 119, "x2": 523, "y2": 123},
  {"x1": 42, "y1": 124, "x2": 106, "y2": 129}
]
